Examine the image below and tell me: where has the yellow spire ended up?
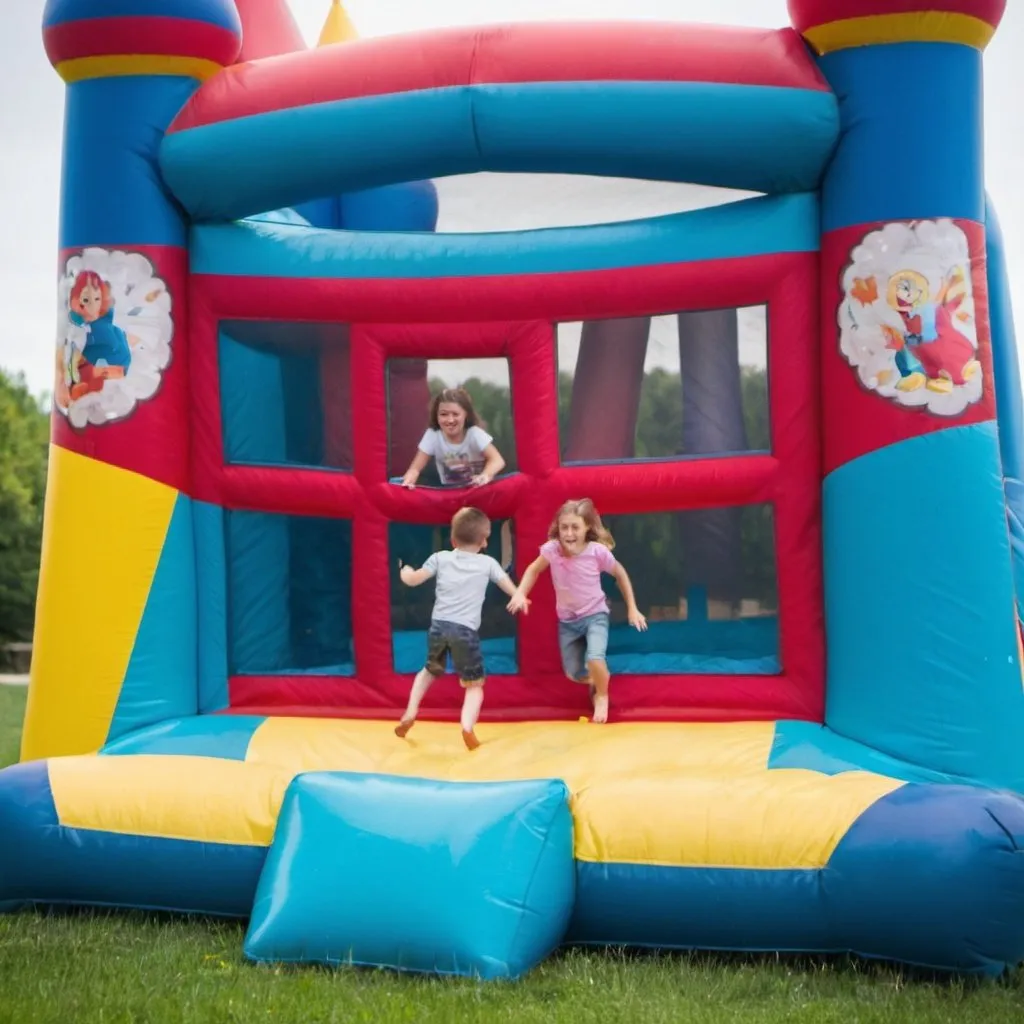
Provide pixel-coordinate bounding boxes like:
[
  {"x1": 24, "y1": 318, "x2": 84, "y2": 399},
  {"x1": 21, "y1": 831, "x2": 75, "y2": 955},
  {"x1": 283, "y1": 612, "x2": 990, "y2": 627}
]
[{"x1": 317, "y1": 0, "x2": 358, "y2": 47}]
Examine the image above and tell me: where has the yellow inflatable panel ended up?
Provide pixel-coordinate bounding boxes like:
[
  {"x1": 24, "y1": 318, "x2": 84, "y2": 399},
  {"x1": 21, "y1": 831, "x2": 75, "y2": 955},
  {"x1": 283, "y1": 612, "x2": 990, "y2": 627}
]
[
  {"x1": 41, "y1": 720, "x2": 905, "y2": 868},
  {"x1": 244, "y1": 718, "x2": 903, "y2": 869},
  {"x1": 23, "y1": 448, "x2": 178, "y2": 762},
  {"x1": 245, "y1": 718, "x2": 777, "y2": 782},
  {"x1": 804, "y1": 13, "x2": 995, "y2": 55},
  {"x1": 56, "y1": 55, "x2": 224, "y2": 83},
  {"x1": 48, "y1": 755, "x2": 291, "y2": 846},
  {"x1": 572, "y1": 769, "x2": 902, "y2": 869}
]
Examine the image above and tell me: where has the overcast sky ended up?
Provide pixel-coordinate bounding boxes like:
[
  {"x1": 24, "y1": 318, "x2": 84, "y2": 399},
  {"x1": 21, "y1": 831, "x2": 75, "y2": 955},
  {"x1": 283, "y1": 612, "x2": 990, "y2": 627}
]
[{"x1": 3, "y1": 1, "x2": 1022, "y2": 396}]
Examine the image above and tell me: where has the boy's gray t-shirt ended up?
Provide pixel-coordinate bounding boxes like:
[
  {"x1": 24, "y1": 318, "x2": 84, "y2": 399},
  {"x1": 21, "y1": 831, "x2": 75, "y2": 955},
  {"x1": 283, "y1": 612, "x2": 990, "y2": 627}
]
[{"x1": 423, "y1": 550, "x2": 508, "y2": 631}]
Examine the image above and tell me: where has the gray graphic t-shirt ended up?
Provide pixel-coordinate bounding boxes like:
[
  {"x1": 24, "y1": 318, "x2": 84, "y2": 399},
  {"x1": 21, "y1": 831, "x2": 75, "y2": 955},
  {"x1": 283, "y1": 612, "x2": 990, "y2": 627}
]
[
  {"x1": 418, "y1": 426, "x2": 493, "y2": 486},
  {"x1": 423, "y1": 549, "x2": 508, "y2": 630}
]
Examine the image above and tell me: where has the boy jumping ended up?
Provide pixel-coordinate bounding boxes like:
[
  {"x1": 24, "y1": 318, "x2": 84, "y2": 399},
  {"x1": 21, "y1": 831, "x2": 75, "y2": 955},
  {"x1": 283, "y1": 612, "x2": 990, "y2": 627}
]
[{"x1": 396, "y1": 507, "x2": 525, "y2": 750}]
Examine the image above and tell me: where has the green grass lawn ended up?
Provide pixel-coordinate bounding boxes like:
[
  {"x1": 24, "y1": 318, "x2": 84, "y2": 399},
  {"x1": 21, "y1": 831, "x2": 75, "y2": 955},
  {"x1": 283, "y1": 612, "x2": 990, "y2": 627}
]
[
  {"x1": 0, "y1": 685, "x2": 26, "y2": 768},
  {"x1": 0, "y1": 685, "x2": 1022, "y2": 1023}
]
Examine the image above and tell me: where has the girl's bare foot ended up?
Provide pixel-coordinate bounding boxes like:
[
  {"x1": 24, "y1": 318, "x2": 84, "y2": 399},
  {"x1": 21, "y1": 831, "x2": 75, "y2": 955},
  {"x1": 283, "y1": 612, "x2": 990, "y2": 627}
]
[
  {"x1": 395, "y1": 719, "x2": 414, "y2": 738},
  {"x1": 592, "y1": 696, "x2": 609, "y2": 724},
  {"x1": 462, "y1": 729, "x2": 480, "y2": 750}
]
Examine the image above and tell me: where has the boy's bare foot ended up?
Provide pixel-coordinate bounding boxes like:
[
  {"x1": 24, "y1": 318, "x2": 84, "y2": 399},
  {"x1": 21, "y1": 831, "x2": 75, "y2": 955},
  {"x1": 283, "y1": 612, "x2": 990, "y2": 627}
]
[
  {"x1": 395, "y1": 719, "x2": 414, "y2": 738},
  {"x1": 462, "y1": 729, "x2": 480, "y2": 751},
  {"x1": 592, "y1": 696, "x2": 609, "y2": 724}
]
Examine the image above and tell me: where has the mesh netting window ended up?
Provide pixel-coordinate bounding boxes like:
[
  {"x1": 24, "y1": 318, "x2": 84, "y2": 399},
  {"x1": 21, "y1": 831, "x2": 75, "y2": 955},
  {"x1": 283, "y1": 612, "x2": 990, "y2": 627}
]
[
  {"x1": 220, "y1": 321, "x2": 351, "y2": 470},
  {"x1": 386, "y1": 358, "x2": 517, "y2": 485},
  {"x1": 225, "y1": 510, "x2": 353, "y2": 676},
  {"x1": 597, "y1": 504, "x2": 778, "y2": 674},
  {"x1": 557, "y1": 307, "x2": 768, "y2": 463},
  {"x1": 388, "y1": 520, "x2": 517, "y2": 674}
]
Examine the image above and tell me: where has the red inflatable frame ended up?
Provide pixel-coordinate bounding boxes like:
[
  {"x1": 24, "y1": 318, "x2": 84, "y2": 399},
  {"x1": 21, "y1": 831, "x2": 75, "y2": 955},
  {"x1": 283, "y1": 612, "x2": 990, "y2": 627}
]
[{"x1": 190, "y1": 248, "x2": 823, "y2": 723}]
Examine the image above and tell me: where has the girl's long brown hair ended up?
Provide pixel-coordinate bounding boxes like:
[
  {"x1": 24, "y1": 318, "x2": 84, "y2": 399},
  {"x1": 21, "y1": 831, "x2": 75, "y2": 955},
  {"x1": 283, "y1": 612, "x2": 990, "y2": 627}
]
[{"x1": 548, "y1": 498, "x2": 615, "y2": 550}]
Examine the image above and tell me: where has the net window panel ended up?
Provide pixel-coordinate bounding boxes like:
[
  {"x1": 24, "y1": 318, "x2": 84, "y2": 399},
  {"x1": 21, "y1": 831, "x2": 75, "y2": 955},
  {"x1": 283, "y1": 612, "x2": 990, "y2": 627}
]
[{"x1": 190, "y1": 247, "x2": 822, "y2": 723}]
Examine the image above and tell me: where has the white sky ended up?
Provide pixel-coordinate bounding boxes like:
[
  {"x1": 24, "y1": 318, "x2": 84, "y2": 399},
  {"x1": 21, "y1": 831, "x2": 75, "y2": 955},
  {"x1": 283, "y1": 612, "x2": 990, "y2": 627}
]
[{"x1": 3, "y1": 1, "x2": 1022, "y2": 395}]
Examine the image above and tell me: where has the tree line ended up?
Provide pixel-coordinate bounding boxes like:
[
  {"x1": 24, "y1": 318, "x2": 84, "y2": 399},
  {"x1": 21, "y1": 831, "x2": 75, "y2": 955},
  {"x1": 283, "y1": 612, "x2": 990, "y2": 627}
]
[{"x1": 0, "y1": 370, "x2": 49, "y2": 644}]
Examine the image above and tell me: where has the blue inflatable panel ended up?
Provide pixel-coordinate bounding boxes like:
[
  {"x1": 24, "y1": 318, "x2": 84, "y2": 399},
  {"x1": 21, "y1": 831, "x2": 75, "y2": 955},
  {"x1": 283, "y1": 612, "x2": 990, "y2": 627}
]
[
  {"x1": 244, "y1": 772, "x2": 575, "y2": 979},
  {"x1": 0, "y1": 760, "x2": 265, "y2": 917},
  {"x1": 62, "y1": 77, "x2": 197, "y2": 249},
  {"x1": 819, "y1": 43, "x2": 984, "y2": 231},
  {"x1": 43, "y1": 0, "x2": 242, "y2": 32},
  {"x1": 569, "y1": 784, "x2": 1024, "y2": 976},
  {"x1": 339, "y1": 181, "x2": 439, "y2": 232}
]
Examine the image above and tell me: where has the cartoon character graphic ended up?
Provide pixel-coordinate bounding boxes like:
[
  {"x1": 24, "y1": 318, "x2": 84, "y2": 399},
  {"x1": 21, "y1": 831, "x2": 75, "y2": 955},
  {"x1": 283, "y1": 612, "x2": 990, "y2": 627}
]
[
  {"x1": 55, "y1": 249, "x2": 174, "y2": 429},
  {"x1": 838, "y1": 220, "x2": 983, "y2": 418},
  {"x1": 63, "y1": 270, "x2": 137, "y2": 401},
  {"x1": 880, "y1": 268, "x2": 980, "y2": 395}
]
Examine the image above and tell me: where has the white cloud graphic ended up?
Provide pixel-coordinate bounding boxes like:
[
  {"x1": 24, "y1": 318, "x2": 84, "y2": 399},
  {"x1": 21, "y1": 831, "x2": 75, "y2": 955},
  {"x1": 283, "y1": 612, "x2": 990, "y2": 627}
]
[
  {"x1": 838, "y1": 220, "x2": 983, "y2": 418},
  {"x1": 55, "y1": 248, "x2": 174, "y2": 429}
]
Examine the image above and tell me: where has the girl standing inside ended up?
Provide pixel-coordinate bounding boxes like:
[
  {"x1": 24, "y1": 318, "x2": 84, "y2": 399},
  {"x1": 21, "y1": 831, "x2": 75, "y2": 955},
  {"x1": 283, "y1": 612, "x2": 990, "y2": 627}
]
[
  {"x1": 507, "y1": 499, "x2": 647, "y2": 723},
  {"x1": 401, "y1": 386, "x2": 512, "y2": 567},
  {"x1": 401, "y1": 387, "x2": 506, "y2": 489}
]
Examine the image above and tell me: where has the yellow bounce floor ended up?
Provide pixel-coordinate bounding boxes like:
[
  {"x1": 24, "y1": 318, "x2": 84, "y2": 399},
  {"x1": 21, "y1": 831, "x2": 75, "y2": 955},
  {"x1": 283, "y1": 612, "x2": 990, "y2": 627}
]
[{"x1": 44, "y1": 718, "x2": 906, "y2": 872}]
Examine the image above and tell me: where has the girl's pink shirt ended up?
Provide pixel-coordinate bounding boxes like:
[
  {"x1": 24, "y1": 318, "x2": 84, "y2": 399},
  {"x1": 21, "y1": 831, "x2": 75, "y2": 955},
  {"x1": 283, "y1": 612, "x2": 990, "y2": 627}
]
[{"x1": 539, "y1": 540, "x2": 618, "y2": 621}]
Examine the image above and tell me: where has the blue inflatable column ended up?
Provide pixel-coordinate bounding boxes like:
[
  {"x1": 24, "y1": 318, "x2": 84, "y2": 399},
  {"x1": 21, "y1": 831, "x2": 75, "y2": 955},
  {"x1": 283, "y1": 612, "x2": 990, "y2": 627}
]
[
  {"x1": 788, "y1": 1, "x2": 1024, "y2": 789},
  {"x1": 36, "y1": 0, "x2": 243, "y2": 746}
]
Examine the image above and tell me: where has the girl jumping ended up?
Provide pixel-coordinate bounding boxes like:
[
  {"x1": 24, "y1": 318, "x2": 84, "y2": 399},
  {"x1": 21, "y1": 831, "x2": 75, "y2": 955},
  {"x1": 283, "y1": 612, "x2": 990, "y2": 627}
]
[{"x1": 507, "y1": 498, "x2": 647, "y2": 723}]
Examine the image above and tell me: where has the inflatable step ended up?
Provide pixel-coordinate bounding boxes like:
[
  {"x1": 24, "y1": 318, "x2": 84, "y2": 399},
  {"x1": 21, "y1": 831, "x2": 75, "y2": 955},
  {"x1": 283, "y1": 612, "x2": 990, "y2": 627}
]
[{"x1": 244, "y1": 772, "x2": 574, "y2": 979}]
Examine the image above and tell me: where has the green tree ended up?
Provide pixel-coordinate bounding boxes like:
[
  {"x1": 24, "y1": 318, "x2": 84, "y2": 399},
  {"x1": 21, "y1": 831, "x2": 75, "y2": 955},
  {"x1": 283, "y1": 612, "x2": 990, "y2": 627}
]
[{"x1": 0, "y1": 370, "x2": 49, "y2": 644}]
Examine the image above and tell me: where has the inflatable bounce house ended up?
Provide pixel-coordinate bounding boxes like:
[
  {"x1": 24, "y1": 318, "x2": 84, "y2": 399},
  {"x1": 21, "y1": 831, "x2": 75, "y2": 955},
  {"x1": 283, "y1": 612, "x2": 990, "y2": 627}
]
[{"x1": 4, "y1": 0, "x2": 1024, "y2": 979}]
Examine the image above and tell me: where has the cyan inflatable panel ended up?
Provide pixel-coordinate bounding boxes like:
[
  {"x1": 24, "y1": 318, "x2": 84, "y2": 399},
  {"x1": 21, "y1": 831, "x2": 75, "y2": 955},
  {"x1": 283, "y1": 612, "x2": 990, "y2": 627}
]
[
  {"x1": 162, "y1": 82, "x2": 837, "y2": 223},
  {"x1": 823, "y1": 424, "x2": 1024, "y2": 793},
  {"x1": 244, "y1": 772, "x2": 575, "y2": 979},
  {"x1": 769, "y1": 721, "x2": 953, "y2": 783},
  {"x1": 194, "y1": 500, "x2": 229, "y2": 713},
  {"x1": 986, "y1": 196, "x2": 1024, "y2": 620},
  {"x1": 164, "y1": 88, "x2": 479, "y2": 224},
  {"x1": 191, "y1": 192, "x2": 819, "y2": 280},
  {"x1": 101, "y1": 715, "x2": 265, "y2": 760},
  {"x1": 107, "y1": 493, "x2": 198, "y2": 745}
]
